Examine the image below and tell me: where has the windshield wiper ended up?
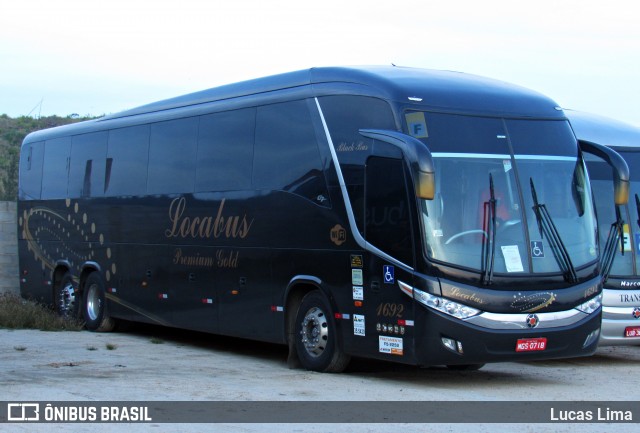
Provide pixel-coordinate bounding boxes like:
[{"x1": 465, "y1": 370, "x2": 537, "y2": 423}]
[
  {"x1": 530, "y1": 178, "x2": 578, "y2": 283},
  {"x1": 601, "y1": 205, "x2": 624, "y2": 282},
  {"x1": 481, "y1": 174, "x2": 497, "y2": 285}
]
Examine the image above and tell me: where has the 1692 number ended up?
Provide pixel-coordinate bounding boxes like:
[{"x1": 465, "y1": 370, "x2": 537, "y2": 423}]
[{"x1": 376, "y1": 303, "x2": 404, "y2": 318}]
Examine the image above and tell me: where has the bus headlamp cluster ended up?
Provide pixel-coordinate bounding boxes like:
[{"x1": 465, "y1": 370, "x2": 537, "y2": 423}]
[
  {"x1": 399, "y1": 281, "x2": 480, "y2": 319},
  {"x1": 575, "y1": 293, "x2": 602, "y2": 315}
]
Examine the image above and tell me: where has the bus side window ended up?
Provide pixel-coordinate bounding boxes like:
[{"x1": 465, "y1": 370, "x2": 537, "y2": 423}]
[
  {"x1": 318, "y1": 95, "x2": 396, "y2": 230},
  {"x1": 106, "y1": 125, "x2": 150, "y2": 197},
  {"x1": 41, "y1": 137, "x2": 71, "y2": 199},
  {"x1": 148, "y1": 117, "x2": 198, "y2": 195},
  {"x1": 196, "y1": 108, "x2": 255, "y2": 192},
  {"x1": 254, "y1": 100, "x2": 329, "y2": 205},
  {"x1": 365, "y1": 156, "x2": 414, "y2": 266},
  {"x1": 69, "y1": 131, "x2": 108, "y2": 198},
  {"x1": 19, "y1": 141, "x2": 44, "y2": 200}
]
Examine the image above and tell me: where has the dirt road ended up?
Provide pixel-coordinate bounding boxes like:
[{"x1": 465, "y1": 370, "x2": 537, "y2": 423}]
[{"x1": 2, "y1": 326, "x2": 639, "y2": 432}]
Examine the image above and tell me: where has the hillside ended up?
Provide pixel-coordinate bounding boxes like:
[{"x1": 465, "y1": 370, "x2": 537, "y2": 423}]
[{"x1": 0, "y1": 114, "x2": 95, "y2": 201}]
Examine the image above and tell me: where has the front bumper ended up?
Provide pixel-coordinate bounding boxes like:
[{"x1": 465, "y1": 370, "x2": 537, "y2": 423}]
[{"x1": 414, "y1": 307, "x2": 601, "y2": 367}]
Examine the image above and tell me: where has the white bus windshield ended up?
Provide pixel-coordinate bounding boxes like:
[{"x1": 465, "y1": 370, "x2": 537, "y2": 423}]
[{"x1": 587, "y1": 149, "x2": 640, "y2": 276}]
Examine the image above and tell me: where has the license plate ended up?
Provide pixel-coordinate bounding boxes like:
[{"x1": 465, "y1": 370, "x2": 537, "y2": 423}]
[
  {"x1": 515, "y1": 337, "x2": 547, "y2": 352},
  {"x1": 625, "y1": 326, "x2": 640, "y2": 337}
]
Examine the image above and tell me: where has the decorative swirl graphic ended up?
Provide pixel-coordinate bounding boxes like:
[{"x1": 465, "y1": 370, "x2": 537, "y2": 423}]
[
  {"x1": 511, "y1": 292, "x2": 557, "y2": 313},
  {"x1": 19, "y1": 199, "x2": 117, "y2": 282}
]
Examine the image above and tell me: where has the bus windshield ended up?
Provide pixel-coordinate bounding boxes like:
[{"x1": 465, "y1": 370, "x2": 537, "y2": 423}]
[
  {"x1": 587, "y1": 149, "x2": 640, "y2": 276},
  {"x1": 407, "y1": 112, "x2": 598, "y2": 276}
]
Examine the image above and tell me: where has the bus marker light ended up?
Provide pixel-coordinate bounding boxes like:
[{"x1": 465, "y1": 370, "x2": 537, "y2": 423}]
[
  {"x1": 583, "y1": 329, "x2": 600, "y2": 348},
  {"x1": 158, "y1": 293, "x2": 168, "y2": 299},
  {"x1": 202, "y1": 298, "x2": 213, "y2": 304},
  {"x1": 231, "y1": 290, "x2": 239, "y2": 295}
]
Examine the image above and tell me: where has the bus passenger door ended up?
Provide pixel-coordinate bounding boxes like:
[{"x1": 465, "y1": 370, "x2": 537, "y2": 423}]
[{"x1": 360, "y1": 156, "x2": 417, "y2": 359}]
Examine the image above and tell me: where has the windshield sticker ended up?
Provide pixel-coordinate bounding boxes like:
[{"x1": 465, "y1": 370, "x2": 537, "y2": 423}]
[
  {"x1": 503, "y1": 160, "x2": 512, "y2": 172},
  {"x1": 531, "y1": 241, "x2": 545, "y2": 258},
  {"x1": 353, "y1": 314, "x2": 365, "y2": 336},
  {"x1": 350, "y1": 254, "x2": 363, "y2": 268},
  {"x1": 501, "y1": 245, "x2": 524, "y2": 272},
  {"x1": 379, "y1": 335, "x2": 403, "y2": 355},
  {"x1": 352, "y1": 269, "x2": 363, "y2": 285},
  {"x1": 353, "y1": 286, "x2": 364, "y2": 301},
  {"x1": 405, "y1": 112, "x2": 428, "y2": 138},
  {"x1": 622, "y1": 224, "x2": 632, "y2": 252}
]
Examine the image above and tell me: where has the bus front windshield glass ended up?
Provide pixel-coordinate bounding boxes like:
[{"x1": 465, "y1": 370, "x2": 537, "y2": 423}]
[
  {"x1": 407, "y1": 112, "x2": 598, "y2": 275},
  {"x1": 586, "y1": 149, "x2": 640, "y2": 276}
]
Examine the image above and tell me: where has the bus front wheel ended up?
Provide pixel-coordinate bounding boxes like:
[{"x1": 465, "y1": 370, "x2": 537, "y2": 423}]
[
  {"x1": 82, "y1": 272, "x2": 115, "y2": 332},
  {"x1": 294, "y1": 290, "x2": 350, "y2": 373}
]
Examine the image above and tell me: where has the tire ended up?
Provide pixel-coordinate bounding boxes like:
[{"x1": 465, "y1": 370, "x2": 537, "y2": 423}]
[
  {"x1": 82, "y1": 272, "x2": 115, "y2": 332},
  {"x1": 54, "y1": 272, "x2": 79, "y2": 320},
  {"x1": 294, "y1": 290, "x2": 350, "y2": 373}
]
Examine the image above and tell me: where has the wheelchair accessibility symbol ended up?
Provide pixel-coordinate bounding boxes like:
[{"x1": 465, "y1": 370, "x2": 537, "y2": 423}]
[
  {"x1": 383, "y1": 265, "x2": 395, "y2": 284},
  {"x1": 531, "y1": 241, "x2": 545, "y2": 258}
]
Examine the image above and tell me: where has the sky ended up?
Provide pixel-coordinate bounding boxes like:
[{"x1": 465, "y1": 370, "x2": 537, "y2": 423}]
[{"x1": 1, "y1": 0, "x2": 639, "y2": 127}]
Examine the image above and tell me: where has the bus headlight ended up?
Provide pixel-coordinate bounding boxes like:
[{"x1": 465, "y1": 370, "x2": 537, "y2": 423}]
[
  {"x1": 399, "y1": 281, "x2": 480, "y2": 319},
  {"x1": 575, "y1": 293, "x2": 602, "y2": 314}
]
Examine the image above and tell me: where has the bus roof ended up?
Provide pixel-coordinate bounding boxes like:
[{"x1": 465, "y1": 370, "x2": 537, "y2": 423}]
[
  {"x1": 109, "y1": 66, "x2": 562, "y2": 118},
  {"x1": 567, "y1": 109, "x2": 640, "y2": 150},
  {"x1": 24, "y1": 66, "x2": 565, "y2": 143}
]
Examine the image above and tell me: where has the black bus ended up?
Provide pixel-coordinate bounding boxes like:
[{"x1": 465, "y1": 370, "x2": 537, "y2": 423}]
[
  {"x1": 18, "y1": 66, "x2": 628, "y2": 372},
  {"x1": 568, "y1": 109, "x2": 640, "y2": 345}
]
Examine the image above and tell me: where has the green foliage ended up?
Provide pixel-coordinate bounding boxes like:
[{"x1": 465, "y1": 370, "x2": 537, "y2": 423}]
[{"x1": 0, "y1": 114, "x2": 96, "y2": 201}]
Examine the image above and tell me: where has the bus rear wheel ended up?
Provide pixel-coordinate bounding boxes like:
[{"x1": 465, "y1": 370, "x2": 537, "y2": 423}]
[
  {"x1": 294, "y1": 290, "x2": 350, "y2": 373},
  {"x1": 55, "y1": 272, "x2": 79, "y2": 320},
  {"x1": 82, "y1": 272, "x2": 115, "y2": 332}
]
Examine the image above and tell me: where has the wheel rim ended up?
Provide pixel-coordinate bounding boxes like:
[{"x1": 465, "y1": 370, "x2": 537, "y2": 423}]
[
  {"x1": 85, "y1": 283, "x2": 101, "y2": 322},
  {"x1": 58, "y1": 282, "x2": 76, "y2": 317},
  {"x1": 299, "y1": 306, "x2": 329, "y2": 358}
]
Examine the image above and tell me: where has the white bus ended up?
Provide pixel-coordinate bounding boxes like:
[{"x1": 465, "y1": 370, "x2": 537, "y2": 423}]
[{"x1": 569, "y1": 109, "x2": 640, "y2": 345}]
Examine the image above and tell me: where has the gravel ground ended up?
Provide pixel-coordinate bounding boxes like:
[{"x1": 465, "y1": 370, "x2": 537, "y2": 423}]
[{"x1": 2, "y1": 326, "x2": 639, "y2": 432}]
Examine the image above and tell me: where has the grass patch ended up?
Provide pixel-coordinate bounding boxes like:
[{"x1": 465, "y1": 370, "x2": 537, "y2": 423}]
[
  {"x1": 0, "y1": 293, "x2": 83, "y2": 331},
  {"x1": 105, "y1": 343, "x2": 118, "y2": 350},
  {"x1": 150, "y1": 337, "x2": 164, "y2": 344}
]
